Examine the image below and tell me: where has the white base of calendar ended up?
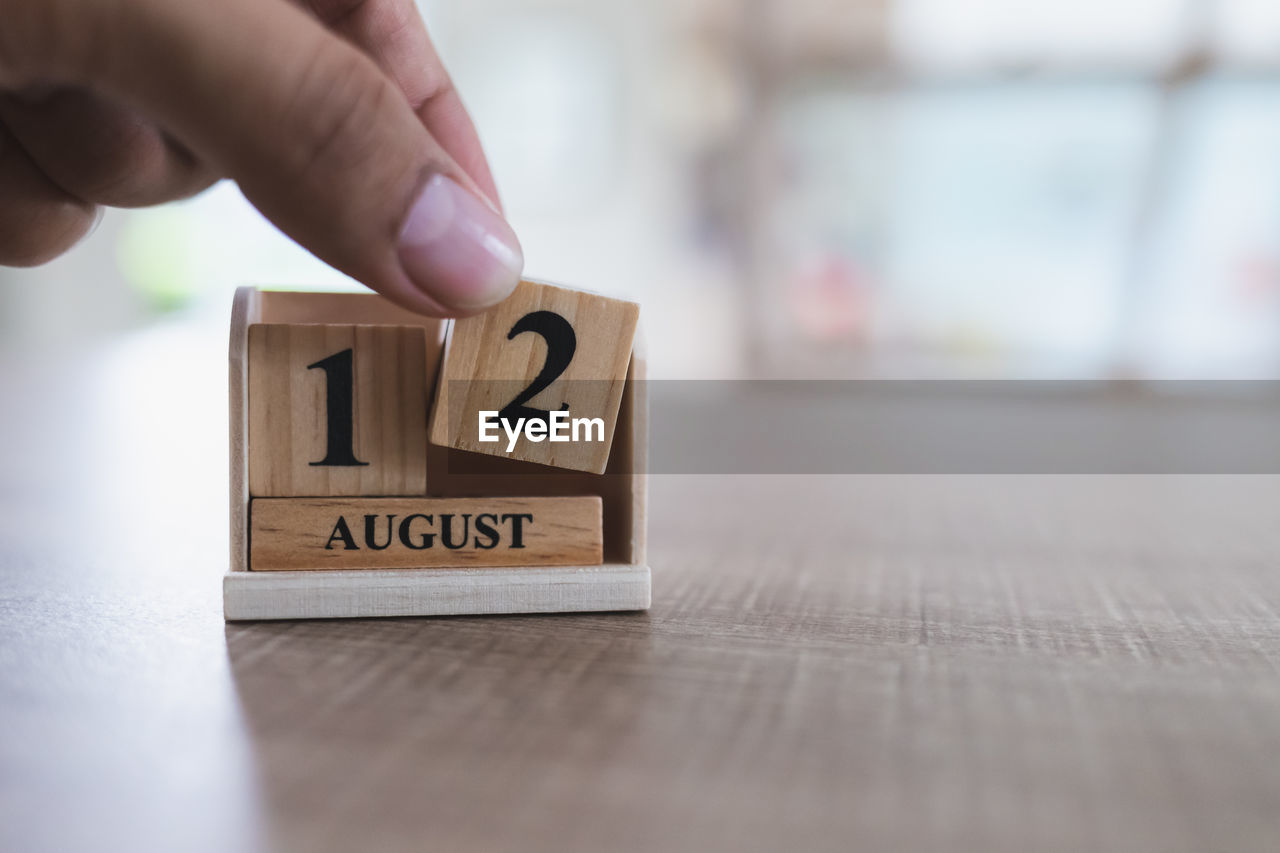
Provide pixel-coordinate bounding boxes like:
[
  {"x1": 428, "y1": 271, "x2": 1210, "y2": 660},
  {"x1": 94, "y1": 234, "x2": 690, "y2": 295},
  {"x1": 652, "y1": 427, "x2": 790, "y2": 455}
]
[{"x1": 223, "y1": 563, "x2": 651, "y2": 621}]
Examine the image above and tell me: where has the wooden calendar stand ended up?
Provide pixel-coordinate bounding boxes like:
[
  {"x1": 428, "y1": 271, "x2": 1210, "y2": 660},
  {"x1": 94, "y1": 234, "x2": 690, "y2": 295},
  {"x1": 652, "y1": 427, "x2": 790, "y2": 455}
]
[{"x1": 223, "y1": 287, "x2": 649, "y2": 620}]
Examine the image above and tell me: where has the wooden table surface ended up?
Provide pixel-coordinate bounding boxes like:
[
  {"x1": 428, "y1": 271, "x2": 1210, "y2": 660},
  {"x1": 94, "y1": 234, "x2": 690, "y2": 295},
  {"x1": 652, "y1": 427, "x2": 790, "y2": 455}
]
[{"x1": 2, "y1": 328, "x2": 1280, "y2": 852}]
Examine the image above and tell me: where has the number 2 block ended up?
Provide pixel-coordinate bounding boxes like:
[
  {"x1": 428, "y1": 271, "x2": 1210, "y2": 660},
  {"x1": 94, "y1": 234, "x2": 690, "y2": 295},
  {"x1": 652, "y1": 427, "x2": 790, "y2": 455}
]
[
  {"x1": 248, "y1": 324, "x2": 432, "y2": 496},
  {"x1": 429, "y1": 280, "x2": 639, "y2": 474}
]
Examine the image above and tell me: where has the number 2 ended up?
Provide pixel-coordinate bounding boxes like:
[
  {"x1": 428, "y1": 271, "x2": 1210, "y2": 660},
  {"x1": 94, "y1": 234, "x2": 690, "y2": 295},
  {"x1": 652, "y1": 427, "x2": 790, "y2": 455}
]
[
  {"x1": 308, "y1": 348, "x2": 369, "y2": 467},
  {"x1": 499, "y1": 311, "x2": 577, "y2": 425}
]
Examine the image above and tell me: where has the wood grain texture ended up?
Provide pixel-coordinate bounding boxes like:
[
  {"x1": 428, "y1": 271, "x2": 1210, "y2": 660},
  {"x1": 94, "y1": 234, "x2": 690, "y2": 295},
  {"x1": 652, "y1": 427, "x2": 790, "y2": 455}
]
[
  {"x1": 429, "y1": 279, "x2": 639, "y2": 474},
  {"x1": 223, "y1": 475, "x2": 1280, "y2": 852},
  {"x1": 224, "y1": 563, "x2": 649, "y2": 620},
  {"x1": 8, "y1": 338, "x2": 1280, "y2": 853},
  {"x1": 247, "y1": 323, "x2": 432, "y2": 497},
  {"x1": 249, "y1": 496, "x2": 603, "y2": 571}
]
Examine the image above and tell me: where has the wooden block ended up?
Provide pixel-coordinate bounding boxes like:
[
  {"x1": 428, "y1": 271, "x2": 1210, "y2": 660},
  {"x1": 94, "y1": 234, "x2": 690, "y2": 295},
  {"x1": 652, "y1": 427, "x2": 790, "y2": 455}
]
[
  {"x1": 250, "y1": 496, "x2": 602, "y2": 571},
  {"x1": 429, "y1": 279, "x2": 639, "y2": 474},
  {"x1": 248, "y1": 324, "x2": 435, "y2": 496}
]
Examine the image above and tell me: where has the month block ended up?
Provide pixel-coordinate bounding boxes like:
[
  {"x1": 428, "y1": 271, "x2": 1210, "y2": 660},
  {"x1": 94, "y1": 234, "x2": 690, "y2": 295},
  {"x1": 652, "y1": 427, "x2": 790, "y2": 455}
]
[
  {"x1": 248, "y1": 323, "x2": 433, "y2": 496},
  {"x1": 250, "y1": 496, "x2": 603, "y2": 570},
  {"x1": 429, "y1": 280, "x2": 639, "y2": 474}
]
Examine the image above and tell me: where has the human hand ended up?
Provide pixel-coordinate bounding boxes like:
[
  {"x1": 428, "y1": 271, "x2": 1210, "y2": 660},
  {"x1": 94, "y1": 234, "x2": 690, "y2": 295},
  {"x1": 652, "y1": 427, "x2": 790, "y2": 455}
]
[{"x1": 0, "y1": 0, "x2": 523, "y2": 316}]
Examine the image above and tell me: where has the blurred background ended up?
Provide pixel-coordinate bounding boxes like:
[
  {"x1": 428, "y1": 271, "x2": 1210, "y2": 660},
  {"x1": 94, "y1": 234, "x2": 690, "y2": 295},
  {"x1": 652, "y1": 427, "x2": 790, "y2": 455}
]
[{"x1": 3, "y1": 0, "x2": 1280, "y2": 380}]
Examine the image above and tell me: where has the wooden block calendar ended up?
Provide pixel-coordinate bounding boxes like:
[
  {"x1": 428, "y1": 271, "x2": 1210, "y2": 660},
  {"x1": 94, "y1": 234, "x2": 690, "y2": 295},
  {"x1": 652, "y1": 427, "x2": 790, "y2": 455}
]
[{"x1": 224, "y1": 284, "x2": 649, "y2": 621}]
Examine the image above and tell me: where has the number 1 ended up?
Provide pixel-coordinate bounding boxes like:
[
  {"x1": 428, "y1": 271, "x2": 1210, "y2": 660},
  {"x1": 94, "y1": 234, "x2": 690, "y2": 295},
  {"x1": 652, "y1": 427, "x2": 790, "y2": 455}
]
[{"x1": 308, "y1": 348, "x2": 369, "y2": 467}]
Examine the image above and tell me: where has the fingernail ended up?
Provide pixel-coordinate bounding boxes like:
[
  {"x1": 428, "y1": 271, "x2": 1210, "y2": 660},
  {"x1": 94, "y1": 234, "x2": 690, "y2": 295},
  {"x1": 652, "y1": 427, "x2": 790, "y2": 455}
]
[{"x1": 397, "y1": 174, "x2": 523, "y2": 311}]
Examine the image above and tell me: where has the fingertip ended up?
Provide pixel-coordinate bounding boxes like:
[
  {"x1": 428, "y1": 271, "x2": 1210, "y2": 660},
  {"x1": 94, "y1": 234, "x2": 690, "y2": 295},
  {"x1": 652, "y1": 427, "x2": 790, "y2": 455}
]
[{"x1": 0, "y1": 122, "x2": 98, "y2": 267}]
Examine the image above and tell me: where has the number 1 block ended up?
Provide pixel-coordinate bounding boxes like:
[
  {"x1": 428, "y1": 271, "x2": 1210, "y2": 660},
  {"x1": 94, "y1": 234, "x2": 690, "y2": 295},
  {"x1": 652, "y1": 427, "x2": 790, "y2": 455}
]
[
  {"x1": 248, "y1": 324, "x2": 432, "y2": 496},
  {"x1": 429, "y1": 280, "x2": 640, "y2": 474}
]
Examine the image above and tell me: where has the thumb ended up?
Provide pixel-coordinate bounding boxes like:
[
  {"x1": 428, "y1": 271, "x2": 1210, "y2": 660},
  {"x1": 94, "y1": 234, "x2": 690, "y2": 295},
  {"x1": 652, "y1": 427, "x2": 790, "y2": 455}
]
[{"x1": 45, "y1": 0, "x2": 523, "y2": 315}]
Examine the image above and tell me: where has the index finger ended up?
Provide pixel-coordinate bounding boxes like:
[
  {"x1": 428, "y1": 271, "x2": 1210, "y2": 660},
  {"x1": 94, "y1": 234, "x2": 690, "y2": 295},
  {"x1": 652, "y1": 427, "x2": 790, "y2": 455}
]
[{"x1": 306, "y1": 0, "x2": 503, "y2": 211}]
